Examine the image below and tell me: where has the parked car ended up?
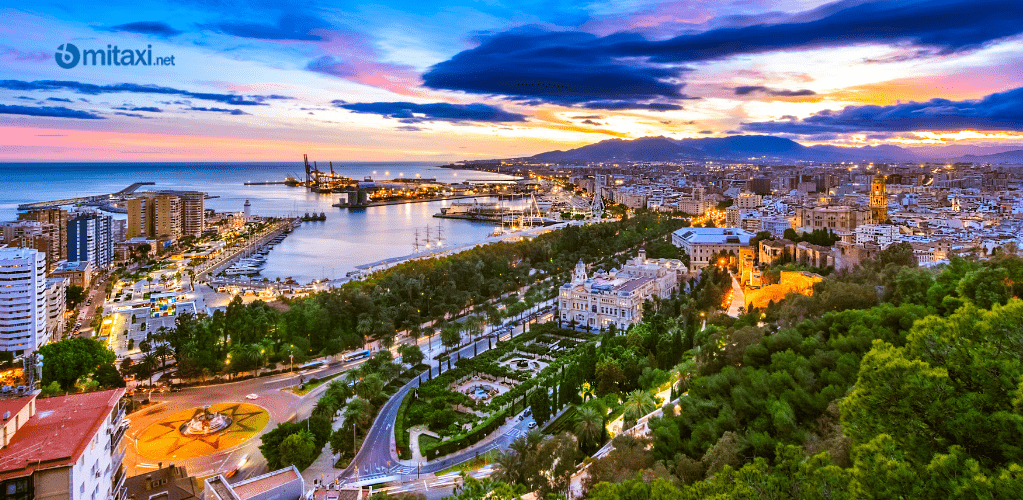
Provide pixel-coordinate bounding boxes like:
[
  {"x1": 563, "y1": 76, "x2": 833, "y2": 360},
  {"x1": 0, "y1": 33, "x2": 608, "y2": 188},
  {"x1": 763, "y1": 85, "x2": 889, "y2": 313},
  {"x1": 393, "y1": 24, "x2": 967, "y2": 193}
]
[{"x1": 246, "y1": 393, "x2": 259, "y2": 400}]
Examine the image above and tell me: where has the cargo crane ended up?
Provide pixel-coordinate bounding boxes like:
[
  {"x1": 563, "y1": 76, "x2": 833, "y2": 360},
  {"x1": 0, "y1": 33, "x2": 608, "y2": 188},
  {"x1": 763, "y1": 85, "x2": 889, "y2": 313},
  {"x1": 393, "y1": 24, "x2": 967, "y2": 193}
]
[{"x1": 303, "y1": 154, "x2": 357, "y2": 193}]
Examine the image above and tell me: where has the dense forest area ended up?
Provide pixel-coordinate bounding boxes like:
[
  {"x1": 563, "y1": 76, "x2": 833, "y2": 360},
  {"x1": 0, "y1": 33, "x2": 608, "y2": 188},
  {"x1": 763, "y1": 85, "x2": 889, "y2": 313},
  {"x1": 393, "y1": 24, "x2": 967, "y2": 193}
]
[{"x1": 470, "y1": 249, "x2": 1023, "y2": 499}]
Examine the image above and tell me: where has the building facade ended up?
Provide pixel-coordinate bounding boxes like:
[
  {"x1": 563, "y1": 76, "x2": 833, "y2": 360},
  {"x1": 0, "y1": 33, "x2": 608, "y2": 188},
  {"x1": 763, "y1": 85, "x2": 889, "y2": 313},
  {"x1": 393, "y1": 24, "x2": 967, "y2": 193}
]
[
  {"x1": 44, "y1": 277, "x2": 67, "y2": 342},
  {"x1": 0, "y1": 389, "x2": 127, "y2": 500},
  {"x1": 792, "y1": 206, "x2": 870, "y2": 242},
  {"x1": 559, "y1": 251, "x2": 685, "y2": 331},
  {"x1": 870, "y1": 173, "x2": 888, "y2": 223},
  {"x1": 855, "y1": 224, "x2": 900, "y2": 248},
  {"x1": 67, "y1": 214, "x2": 113, "y2": 269},
  {"x1": 0, "y1": 248, "x2": 48, "y2": 355},
  {"x1": 128, "y1": 192, "x2": 205, "y2": 241},
  {"x1": 17, "y1": 209, "x2": 69, "y2": 264},
  {"x1": 671, "y1": 227, "x2": 755, "y2": 270}
]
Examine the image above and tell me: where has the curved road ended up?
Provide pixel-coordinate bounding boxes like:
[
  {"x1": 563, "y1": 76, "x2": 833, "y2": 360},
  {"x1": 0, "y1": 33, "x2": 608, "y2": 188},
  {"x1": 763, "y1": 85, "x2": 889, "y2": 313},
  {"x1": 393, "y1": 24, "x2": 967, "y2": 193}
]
[{"x1": 339, "y1": 329, "x2": 536, "y2": 485}]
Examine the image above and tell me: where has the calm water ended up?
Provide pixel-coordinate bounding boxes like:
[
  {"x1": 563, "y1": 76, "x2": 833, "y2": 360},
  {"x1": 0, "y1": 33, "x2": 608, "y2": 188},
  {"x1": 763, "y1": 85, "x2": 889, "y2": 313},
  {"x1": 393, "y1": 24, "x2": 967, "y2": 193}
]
[{"x1": 0, "y1": 162, "x2": 518, "y2": 283}]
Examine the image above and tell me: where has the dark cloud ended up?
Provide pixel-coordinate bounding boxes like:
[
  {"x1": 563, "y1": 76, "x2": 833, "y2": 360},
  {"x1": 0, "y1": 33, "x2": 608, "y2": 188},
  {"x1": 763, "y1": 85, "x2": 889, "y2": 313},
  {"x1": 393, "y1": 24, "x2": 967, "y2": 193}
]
[
  {"x1": 208, "y1": 14, "x2": 329, "y2": 41},
  {"x1": 130, "y1": 107, "x2": 162, "y2": 112},
  {"x1": 423, "y1": 0, "x2": 1022, "y2": 107},
  {"x1": 699, "y1": 130, "x2": 714, "y2": 134},
  {"x1": 742, "y1": 86, "x2": 1023, "y2": 134},
  {"x1": 395, "y1": 125, "x2": 423, "y2": 131},
  {"x1": 734, "y1": 86, "x2": 816, "y2": 97},
  {"x1": 422, "y1": 29, "x2": 692, "y2": 108},
  {"x1": 614, "y1": 0, "x2": 1023, "y2": 63},
  {"x1": 45, "y1": 97, "x2": 72, "y2": 102},
  {"x1": 581, "y1": 101, "x2": 683, "y2": 111},
  {"x1": 0, "y1": 80, "x2": 267, "y2": 105},
  {"x1": 581, "y1": 119, "x2": 601, "y2": 126},
  {"x1": 188, "y1": 107, "x2": 250, "y2": 115},
  {"x1": 114, "y1": 112, "x2": 151, "y2": 118},
  {"x1": 104, "y1": 21, "x2": 182, "y2": 37},
  {"x1": 0, "y1": 104, "x2": 103, "y2": 119},
  {"x1": 330, "y1": 99, "x2": 348, "y2": 105},
  {"x1": 571, "y1": 115, "x2": 603, "y2": 120},
  {"x1": 335, "y1": 101, "x2": 526, "y2": 123},
  {"x1": 251, "y1": 94, "x2": 294, "y2": 102}
]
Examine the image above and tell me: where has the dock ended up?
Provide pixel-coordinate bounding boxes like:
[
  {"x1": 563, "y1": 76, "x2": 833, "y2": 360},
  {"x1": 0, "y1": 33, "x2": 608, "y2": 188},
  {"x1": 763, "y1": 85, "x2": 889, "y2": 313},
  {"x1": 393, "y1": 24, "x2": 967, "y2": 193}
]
[
  {"x1": 244, "y1": 181, "x2": 290, "y2": 185},
  {"x1": 332, "y1": 194, "x2": 489, "y2": 209},
  {"x1": 17, "y1": 182, "x2": 154, "y2": 210}
]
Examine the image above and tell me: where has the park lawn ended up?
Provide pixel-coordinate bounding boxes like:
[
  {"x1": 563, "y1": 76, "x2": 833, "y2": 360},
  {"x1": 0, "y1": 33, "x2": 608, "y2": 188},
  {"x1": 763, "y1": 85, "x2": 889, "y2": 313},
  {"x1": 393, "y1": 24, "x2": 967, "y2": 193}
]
[
  {"x1": 435, "y1": 449, "x2": 500, "y2": 475},
  {"x1": 287, "y1": 371, "x2": 342, "y2": 396},
  {"x1": 418, "y1": 433, "x2": 442, "y2": 451}
]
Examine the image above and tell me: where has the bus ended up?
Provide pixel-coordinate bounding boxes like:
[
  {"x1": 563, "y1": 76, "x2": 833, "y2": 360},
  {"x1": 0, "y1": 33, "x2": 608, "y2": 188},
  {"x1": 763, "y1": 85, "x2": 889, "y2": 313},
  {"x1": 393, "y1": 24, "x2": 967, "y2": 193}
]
[
  {"x1": 299, "y1": 359, "x2": 326, "y2": 371},
  {"x1": 343, "y1": 349, "x2": 371, "y2": 362}
]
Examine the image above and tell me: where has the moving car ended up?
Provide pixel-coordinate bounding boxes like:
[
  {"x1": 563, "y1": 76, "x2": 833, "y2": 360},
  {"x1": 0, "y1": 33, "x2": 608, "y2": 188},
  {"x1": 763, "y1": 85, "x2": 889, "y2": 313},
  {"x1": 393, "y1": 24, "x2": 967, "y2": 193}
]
[{"x1": 246, "y1": 393, "x2": 259, "y2": 400}]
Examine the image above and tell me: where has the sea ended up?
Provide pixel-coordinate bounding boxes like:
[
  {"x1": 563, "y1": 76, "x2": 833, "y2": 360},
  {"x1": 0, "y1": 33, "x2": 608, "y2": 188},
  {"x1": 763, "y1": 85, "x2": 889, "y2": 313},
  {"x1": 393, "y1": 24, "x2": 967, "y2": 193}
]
[{"x1": 0, "y1": 162, "x2": 520, "y2": 284}]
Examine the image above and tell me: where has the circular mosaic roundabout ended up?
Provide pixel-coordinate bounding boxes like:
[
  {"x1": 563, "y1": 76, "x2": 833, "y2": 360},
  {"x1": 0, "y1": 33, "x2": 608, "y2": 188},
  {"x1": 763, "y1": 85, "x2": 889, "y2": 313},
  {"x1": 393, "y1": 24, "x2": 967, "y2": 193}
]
[{"x1": 135, "y1": 402, "x2": 270, "y2": 460}]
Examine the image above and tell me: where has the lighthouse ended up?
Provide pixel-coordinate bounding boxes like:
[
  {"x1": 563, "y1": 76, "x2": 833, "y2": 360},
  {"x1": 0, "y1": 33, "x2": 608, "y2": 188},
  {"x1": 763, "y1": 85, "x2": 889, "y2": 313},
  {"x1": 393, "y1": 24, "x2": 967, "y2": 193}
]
[{"x1": 243, "y1": 199, "x2": 251, "y2": 220}]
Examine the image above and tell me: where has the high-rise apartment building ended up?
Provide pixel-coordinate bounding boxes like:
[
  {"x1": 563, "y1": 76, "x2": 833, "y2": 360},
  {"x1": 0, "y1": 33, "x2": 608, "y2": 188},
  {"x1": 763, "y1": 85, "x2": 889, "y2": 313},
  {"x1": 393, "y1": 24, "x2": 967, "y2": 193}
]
[
  {"x1": 17, "y1": 208, "x2": 69, "y2": 263},
  {"x1": 67, "y1": 213, "x2": 113, "y2": 269},
  {"x1": 0, "y1": 248, "x2": 48, "y2": 355},
  {"x1": 176, "y1": 191, "x2": 206, "y2": 237},
  {"x1": 127, "y1": 191, "x2": 205, "y2": 240},
  {"x1": 1, "y1": 221, "x2": 60, "y2": 272}
]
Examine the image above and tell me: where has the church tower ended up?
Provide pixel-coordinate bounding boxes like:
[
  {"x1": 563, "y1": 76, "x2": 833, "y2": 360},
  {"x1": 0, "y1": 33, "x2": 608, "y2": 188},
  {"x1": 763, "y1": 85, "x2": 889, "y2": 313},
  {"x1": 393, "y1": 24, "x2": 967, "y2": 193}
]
[
  {"x1": 574, "y1": 259, "x2": 587, "y2": 283},
  {"x1": 870, "y1": 173, "x2": 887, "y2": 223}
]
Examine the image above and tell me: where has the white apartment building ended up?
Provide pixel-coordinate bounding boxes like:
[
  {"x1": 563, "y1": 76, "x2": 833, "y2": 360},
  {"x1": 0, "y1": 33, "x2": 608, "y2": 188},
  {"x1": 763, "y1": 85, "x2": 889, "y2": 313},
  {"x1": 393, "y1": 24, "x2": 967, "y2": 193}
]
[
  {"x1": 45, "y1": 277, "x2": 67, "y2": 341},
  {"x1": 0, "y1": 248, "x2": 48, "y2": 355},
  {"x1": 0, "y1": 389, "x2": 128, "y2": 500},
  {"x1": 855, "y1": 224, "x2": 900, "y2": 248},
  {"x1": 672, "y1": 227, "x2": 755, "y2": 270},
  {"x1": 559, "y1": 250, "x2": 685, "y2": 331}
]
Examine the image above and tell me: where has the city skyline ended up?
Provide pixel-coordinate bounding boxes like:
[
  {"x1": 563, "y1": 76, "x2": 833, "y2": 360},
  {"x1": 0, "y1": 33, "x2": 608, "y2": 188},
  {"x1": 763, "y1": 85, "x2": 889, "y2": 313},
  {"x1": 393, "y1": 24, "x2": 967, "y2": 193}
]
[{"x1": 2, "y1": 0, "x2": 1023, "y2": 161}]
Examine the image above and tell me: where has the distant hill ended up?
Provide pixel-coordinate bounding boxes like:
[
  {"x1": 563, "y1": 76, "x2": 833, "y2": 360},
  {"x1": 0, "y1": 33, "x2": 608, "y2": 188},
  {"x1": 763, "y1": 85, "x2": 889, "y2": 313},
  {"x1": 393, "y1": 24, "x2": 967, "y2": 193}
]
[
  {"x1": 527, "y1": 135, "x2": 919, "y2": 162},
  {"x1": 953, "y1": 149, "x2": 1023, "y2": 163}
]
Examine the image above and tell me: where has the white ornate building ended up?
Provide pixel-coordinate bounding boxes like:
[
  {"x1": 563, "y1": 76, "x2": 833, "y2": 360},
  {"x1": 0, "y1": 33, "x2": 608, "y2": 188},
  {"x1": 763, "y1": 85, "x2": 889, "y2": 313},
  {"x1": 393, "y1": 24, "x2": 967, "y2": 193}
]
[{"x1": 559, "y1": 250, "x2": 686, "y2": 331}]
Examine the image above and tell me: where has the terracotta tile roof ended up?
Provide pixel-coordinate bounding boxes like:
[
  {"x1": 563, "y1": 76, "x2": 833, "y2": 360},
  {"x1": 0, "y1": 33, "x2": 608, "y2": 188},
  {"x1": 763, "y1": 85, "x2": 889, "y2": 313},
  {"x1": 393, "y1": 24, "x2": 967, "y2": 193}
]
[
  {"x1": 231, "y1": 467, "x2": 300, "y2": 499},
  {"x1": 0, "y1": 396, "x2": 33, "y2": 423},
  {"x1": 0, "y1": 389, "x2": 124, "y2": 481}
]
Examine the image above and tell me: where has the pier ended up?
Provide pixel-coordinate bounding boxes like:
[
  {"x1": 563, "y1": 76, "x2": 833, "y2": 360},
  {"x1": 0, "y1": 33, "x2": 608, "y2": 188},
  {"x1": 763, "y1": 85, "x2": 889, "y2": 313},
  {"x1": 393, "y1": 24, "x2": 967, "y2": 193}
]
[
  {"x1": 194, "y1": 218, "x2": 298, "y2": 281},
  {"x1": 17, "y1": 182, "x2": 154, "y2": 210}
]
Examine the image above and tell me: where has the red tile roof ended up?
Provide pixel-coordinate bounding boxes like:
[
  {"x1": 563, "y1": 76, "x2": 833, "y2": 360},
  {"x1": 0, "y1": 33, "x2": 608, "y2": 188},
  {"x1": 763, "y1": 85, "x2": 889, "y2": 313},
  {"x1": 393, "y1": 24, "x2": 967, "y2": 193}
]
[
  {"x1": 0, "y1": 389, "x2": 124, "y2": 481},
  {"x1": 0, "y1": 396, "x2": 33, "y2": 423},
  {"x1": 231, "y1": 467, "x2": 300, "y2": 499}
]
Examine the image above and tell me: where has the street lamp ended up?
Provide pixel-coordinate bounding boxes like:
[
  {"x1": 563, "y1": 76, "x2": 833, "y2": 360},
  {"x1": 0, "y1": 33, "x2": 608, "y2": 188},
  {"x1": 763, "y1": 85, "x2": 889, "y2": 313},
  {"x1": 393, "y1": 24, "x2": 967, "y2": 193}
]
[{"x1": 290, "y1": 354, "x2": 294, "y2": 372}]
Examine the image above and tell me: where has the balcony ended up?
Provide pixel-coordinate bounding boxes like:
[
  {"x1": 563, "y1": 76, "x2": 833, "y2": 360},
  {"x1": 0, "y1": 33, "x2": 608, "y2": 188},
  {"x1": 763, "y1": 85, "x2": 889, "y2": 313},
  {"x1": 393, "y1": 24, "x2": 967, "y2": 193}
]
[{"x1": 110, "y1": 422, "x2": 128, "y2": 451}]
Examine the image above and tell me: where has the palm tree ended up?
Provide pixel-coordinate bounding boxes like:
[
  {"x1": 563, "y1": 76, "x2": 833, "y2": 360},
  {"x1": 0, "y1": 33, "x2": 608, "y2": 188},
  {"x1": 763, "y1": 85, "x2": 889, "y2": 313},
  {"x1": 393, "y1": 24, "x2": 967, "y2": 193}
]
[
  {"x1": 344, "y1": 397, "x2": 373, "y2": 430},
  {"x1": 355, "y1": 373, "x2": 385, "y2": 400},
  {"x1": 574, "y1": 406, "x2": 604, "y2": 451},
  {"x1": 140, "y1": 352, "x2": 159, "y2": 386},
  {"x1": 154, "y1": 344, "x2": 172, "y2": 369},
  {"x1": 622, "y1": 390, "x2": 657, "y2": 427}
]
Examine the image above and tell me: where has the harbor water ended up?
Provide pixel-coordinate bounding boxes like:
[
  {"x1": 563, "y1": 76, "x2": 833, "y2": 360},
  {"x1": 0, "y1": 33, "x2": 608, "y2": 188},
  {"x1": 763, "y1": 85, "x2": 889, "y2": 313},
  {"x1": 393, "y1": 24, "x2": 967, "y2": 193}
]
[{"x1": 0, "y1": 162, "x2": 519, "y2": 284}]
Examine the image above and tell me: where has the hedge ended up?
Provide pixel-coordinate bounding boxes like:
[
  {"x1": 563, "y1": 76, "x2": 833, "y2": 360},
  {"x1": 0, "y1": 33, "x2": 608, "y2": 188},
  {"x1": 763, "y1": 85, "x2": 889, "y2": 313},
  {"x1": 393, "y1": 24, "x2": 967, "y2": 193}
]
[
  {"x1": 423, "y1": 405, "x2": 512, "y2": 460},
  {"x1": 395, "y1": 391, "x2": 413, "y2": 460}
]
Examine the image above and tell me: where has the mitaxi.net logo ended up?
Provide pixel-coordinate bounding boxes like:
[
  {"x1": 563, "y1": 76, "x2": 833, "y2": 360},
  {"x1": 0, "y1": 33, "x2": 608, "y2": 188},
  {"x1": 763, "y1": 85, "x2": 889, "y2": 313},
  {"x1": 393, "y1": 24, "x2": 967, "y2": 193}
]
[{"x1": 55, "y1": 43, "x2": 175, "y2": 69}]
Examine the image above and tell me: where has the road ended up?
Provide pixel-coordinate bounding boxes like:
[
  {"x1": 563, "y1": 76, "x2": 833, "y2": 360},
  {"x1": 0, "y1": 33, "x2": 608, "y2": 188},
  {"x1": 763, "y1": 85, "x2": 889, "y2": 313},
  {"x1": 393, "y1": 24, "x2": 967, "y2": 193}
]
[
  {"x1": 336, "y1": 302, "x2": 554, "y2": 487},
  {"x1": 123, "y1": 357, "x2": 366, "y2": 483}
]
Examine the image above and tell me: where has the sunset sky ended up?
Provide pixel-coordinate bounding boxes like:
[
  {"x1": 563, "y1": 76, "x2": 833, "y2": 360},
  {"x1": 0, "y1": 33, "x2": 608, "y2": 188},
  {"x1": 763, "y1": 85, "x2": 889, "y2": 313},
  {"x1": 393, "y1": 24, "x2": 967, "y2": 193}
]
[{"x1": 2, "y1": 0, "x2": 1023, "y2": 161}]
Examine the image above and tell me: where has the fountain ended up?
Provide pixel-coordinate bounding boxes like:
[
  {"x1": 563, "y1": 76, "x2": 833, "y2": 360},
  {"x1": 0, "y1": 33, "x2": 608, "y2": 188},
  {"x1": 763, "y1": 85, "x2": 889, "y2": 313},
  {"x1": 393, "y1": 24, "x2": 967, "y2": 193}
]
[{"x1": 179, "y1": 405, "x2": 233, "y2": 436}]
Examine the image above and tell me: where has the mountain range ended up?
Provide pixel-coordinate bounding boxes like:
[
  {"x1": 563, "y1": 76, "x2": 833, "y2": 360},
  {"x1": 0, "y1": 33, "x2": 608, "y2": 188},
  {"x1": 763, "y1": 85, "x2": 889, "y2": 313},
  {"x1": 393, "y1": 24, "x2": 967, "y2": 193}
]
[{"x1": 526, "y1": 135, "x2": 1023, "y2": 163}]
